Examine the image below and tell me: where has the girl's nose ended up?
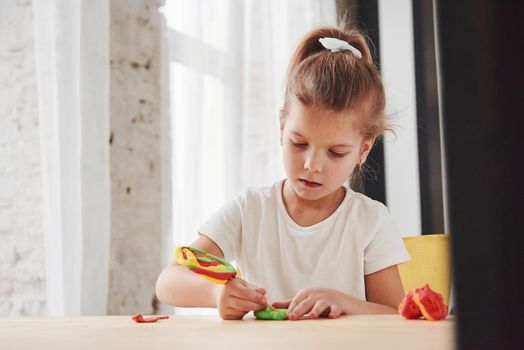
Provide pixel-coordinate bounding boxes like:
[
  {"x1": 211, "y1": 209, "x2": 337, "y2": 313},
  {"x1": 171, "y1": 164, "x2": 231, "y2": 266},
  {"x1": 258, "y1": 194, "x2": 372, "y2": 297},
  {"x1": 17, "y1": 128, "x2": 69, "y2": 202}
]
[{"x1": 304, "y1": 151, "x2": 324, "y2": 173}]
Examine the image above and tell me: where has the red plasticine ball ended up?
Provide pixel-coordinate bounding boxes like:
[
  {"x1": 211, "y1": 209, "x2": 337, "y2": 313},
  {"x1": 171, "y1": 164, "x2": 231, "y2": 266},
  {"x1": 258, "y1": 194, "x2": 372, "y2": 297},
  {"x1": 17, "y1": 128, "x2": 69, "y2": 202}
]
[
  {"x1": 398, "y1": 290, "x2": 422, "y2": 319},
  {"x1": 399, "y1": 284, "x2": 448, "y2": 321}
]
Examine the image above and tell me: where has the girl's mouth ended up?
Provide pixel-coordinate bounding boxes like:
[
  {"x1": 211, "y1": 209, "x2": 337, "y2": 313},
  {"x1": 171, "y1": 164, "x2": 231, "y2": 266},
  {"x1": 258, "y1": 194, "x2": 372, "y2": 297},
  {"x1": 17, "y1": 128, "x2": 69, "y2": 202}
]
[{"x1": 299, "y1": 179, "x2": 322, "y2": 188}]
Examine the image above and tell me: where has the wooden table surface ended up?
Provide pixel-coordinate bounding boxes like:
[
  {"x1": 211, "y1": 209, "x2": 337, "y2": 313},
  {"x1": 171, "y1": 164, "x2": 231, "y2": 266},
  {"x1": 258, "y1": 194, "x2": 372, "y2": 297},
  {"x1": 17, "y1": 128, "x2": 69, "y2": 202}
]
[{"x1": 0, "y1": 314, "x2": 455, "y2": 350}]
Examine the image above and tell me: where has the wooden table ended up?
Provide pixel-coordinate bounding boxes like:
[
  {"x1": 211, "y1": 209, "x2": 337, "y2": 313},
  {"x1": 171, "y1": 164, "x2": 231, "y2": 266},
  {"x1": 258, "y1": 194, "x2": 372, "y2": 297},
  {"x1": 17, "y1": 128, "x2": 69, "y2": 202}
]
[{"x1": 0, "y1": 314, "x2": 455, "y2": 350}]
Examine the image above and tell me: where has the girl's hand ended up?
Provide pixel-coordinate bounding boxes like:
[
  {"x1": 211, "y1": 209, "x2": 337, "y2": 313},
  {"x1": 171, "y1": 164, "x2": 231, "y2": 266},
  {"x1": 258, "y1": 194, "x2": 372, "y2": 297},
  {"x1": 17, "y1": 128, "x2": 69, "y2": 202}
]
[
  {"x1": 272, "y1": 288, "x2": 347, "y2": 320},
  {"x1": 214, "y1": 278, "x2": 267, "y2": 320}
]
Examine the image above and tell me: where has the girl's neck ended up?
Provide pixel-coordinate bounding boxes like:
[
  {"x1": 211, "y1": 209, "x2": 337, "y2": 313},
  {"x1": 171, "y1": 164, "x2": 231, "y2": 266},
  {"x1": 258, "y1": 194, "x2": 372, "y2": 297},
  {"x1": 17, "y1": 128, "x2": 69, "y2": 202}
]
[{"x1": 282, "y1": 179, "x2": 346, "y2": 226}]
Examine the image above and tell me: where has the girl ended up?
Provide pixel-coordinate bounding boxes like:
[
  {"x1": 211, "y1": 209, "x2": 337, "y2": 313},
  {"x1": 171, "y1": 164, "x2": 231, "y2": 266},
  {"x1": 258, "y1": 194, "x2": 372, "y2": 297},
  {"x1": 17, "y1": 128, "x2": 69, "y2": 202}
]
[{"x1": 156, "y1": 25, "x2": 410, "y2": 321}]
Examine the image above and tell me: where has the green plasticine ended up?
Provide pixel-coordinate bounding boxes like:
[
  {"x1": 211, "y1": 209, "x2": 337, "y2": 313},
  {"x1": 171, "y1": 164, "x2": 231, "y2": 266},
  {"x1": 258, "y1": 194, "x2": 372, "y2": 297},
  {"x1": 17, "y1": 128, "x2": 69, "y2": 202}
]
[
  {"x1": 254, "y1": 307, "x2": 288, "y2": 320},
  {"x1": 190, "y1": 247, "x2": 232, "y2": 267},
  {"x1": 196, "y1": 256, "x2": 213, "y2": 263}
]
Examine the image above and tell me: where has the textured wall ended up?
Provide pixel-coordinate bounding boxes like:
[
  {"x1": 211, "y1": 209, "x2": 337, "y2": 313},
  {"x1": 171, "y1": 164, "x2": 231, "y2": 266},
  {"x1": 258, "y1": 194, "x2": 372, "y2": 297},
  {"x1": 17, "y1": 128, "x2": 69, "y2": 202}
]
[
  {"x1": 0, "y1": 0, "x2": 165, "y2": 316},
  {"x1": 108, "y1": 0, "x2": 164, "y2": 315},
  {"x1": 0, "y1": 0, "x2": 46, "y2": 316}
]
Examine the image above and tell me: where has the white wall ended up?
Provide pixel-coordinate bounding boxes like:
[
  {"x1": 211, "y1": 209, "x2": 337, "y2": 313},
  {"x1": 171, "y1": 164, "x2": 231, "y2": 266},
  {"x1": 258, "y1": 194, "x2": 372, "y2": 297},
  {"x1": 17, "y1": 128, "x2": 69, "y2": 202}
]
[{"x1": 0, "y1": 0, "x2": 46, "y2": 316}]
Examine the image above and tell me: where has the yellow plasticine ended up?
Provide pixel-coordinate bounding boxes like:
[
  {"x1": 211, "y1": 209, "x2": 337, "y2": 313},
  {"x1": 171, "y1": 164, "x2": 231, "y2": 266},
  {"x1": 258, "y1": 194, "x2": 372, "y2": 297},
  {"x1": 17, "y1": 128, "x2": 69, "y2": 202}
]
[
  {"x1": 175, "y1": 246, "x2": 239, "y2": 283},
  {"x1": 174, "y1": 245, "x2": 244, "y2": 288},
  {"x1": 175, "y1": 247, "x2": 199, "y2": 267},
  {"x1": 205, "y1": 265, "x2": 228, "y2": 272}
]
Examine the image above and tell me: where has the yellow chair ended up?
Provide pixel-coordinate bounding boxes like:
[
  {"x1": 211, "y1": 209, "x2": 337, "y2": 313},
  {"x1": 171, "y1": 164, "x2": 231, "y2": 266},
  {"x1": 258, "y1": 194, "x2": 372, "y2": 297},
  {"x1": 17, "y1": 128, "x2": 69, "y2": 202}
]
[{"x1": 398, "y1": 234, "x2": 451, "y2": 306}]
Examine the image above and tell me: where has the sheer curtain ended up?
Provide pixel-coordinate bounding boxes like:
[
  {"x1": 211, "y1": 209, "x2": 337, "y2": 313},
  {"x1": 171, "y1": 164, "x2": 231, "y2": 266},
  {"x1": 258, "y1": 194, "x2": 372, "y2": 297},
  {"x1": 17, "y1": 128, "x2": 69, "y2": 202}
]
[
  {"x1": 32, "y1": 0, "x2": 110, "y2": 316},
  {"x1": 162, "y1": 0, "x2": 337, "y2": 314}
]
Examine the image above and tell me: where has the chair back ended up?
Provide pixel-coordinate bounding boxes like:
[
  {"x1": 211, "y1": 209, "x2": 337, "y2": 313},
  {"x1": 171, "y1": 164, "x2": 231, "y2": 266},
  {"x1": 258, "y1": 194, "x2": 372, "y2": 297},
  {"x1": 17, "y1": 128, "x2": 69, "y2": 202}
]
[{"x1": 398, "y1": 234, "x2": 451, "y2": 306}]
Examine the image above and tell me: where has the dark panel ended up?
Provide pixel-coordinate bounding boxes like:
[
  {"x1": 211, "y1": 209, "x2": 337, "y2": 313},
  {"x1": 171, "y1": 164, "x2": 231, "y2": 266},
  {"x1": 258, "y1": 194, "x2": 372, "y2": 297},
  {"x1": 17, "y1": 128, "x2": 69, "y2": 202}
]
[
  {"x1": 412, "y1": 0, "x2": 444, "y2": 234},
  {"x1": 436, "y1": 0, "x2": 524, "y2": 348},
  {"x1": 354, "y1": 0, "x2": 387, "y2": 205}
]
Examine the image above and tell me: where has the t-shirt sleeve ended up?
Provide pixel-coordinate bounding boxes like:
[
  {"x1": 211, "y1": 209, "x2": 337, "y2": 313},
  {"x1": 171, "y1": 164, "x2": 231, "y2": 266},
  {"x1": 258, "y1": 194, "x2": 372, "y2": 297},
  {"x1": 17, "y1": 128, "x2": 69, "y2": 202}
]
[
  {"x1": 197, "y1": 197, "x2": 242, "y2": 262},
  {"x1": 364, "y1": 209, "x2": 411, "y2": 275}
]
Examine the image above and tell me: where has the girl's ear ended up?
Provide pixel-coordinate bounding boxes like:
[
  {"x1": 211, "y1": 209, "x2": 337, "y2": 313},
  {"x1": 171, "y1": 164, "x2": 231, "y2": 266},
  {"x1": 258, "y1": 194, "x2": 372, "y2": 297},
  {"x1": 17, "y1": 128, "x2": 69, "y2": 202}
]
[{"x1": 359, "y1": 137, "x2": 376, "y2": 164}]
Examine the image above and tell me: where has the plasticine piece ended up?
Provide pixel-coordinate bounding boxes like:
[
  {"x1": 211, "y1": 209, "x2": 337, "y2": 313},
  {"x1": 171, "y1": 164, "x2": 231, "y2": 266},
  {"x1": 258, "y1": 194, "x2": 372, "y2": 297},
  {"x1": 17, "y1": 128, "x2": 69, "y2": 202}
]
[
  {"x1": 175, "y1": 246, "x2": 237, "y2": 284},
  {"x1": 131, "y1": 313, "x2": 169, "y2": 323},
  {"x1": 398, "y1": 290, "x2": 422, "y2": 319},
  {"x1": 254, "y1": 307, "x2": 288, "y2": 320},
  {"x1": 412, "y1": 284, "x2": 448, "y2": 320},
  {"x1": 398, "y1": 283, "x2": 448, "y2": 321}
]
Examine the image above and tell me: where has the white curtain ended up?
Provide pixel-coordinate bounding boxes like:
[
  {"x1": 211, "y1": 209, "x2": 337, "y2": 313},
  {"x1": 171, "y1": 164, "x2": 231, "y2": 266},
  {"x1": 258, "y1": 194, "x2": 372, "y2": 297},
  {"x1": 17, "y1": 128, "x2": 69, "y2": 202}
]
[
  {"x1": 165, "y1": 0, "x2": 337, "y2": 249},
  {"x1": 32, "y1": 0, "x2": 110, "y2": 316},
  {"x1": 162, "y1": 0, "x2": 337, "y2": 314}
]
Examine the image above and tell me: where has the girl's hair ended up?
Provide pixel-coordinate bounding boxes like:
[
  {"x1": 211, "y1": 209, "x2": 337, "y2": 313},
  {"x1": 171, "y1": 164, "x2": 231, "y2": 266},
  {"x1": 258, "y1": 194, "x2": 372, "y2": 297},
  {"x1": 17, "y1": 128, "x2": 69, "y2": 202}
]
[{"x1": 282, "y1": 24, "x2": 388, "y2": 192}]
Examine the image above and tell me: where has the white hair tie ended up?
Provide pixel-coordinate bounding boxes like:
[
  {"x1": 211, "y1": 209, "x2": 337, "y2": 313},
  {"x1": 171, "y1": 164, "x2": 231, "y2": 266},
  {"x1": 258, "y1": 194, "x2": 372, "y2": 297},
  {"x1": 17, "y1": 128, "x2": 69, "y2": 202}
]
[{"x1": 318, "y1": 37, "x2": 362, "y2": 59}]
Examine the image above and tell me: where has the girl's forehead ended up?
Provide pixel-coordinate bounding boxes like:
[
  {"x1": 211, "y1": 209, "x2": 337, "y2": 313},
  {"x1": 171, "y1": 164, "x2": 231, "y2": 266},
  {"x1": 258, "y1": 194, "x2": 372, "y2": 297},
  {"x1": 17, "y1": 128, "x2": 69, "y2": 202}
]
[{"x1": 285, "y1": 101, "x2": 362, "y2": 143}]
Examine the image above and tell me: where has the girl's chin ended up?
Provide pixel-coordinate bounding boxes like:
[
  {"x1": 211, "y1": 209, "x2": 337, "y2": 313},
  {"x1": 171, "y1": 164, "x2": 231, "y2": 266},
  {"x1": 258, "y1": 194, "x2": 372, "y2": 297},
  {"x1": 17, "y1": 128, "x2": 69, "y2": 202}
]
[
  {"x1": 288, "y1": 179, "x2": 345, "y2": 202},
  {"x1": 291, "y1": 182, "x2": 325, "y2": 199}
]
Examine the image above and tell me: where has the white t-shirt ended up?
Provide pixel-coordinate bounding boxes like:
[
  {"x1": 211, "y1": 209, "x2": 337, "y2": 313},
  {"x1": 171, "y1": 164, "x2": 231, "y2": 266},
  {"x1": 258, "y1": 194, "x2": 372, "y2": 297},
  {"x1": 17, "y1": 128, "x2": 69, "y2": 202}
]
[{"x1": 198, "y1": 179, "x2": 410, "y2": 302}]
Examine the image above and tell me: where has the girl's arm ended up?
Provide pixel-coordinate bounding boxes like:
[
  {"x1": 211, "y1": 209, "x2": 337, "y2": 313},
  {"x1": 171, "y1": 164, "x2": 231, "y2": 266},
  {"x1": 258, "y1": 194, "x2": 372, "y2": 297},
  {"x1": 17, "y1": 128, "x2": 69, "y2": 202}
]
[
  {"x1": 331, "y1": 265, "x2": 404, "y2": 315},
  {"x1": 272, "y1": 265, "x2": 404, "y2": 319},
  {"x1": 362, "y1": 264, "x2": 405, "y2": 312},
  {"x1": 156, "y1": 235, "x2": 267, "y2": 319},
  {"x1": 155, "y1": 235, "x2": 225, "y2": 308}
]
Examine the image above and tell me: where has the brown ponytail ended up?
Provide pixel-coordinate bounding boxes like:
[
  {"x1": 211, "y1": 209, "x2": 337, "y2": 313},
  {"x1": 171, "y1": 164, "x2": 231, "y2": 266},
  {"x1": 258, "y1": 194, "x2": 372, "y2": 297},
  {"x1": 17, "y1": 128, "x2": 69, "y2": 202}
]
[{"x1": 283, "y1": 25, "x2": 388, "y2": 141}]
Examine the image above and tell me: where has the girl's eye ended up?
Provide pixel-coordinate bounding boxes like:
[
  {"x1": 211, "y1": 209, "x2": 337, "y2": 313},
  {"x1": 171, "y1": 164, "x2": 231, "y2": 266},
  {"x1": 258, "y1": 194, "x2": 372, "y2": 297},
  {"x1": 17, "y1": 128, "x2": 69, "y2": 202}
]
[
  {"x1": 291, "y1": 141, "x2": 307, "y2": 148},
  {"x1": 329, "y1": 151, "x2": 346, "y2": 158}
]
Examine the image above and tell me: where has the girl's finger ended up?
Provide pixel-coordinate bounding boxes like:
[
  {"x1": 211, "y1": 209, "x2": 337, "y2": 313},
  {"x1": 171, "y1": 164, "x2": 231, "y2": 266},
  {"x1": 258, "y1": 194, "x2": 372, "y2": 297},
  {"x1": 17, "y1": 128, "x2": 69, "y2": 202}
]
[
  {"x1": 304, "y1": 300, "x2": 330, "y2": 320},
  {"x1": 229, "y1": 298, "x2": 267, "y2": 312},
  {"x1": 288, "y1": 298, "x2": 314, "y2": 320},
  {"x1": 230, "y1": 286, "x2": 267, "y2": 306},
  {"x1": 227, "y1": 279, "x2": 266, "y2": 305},
  {"x1": 271, "y1": 299, "x2": 292, "y2": 309},
  {"x1": 243, "y1": 279, "x2": 265, "y2": 293},
  {"x1": 327, "y1": 304, "x2": 343, "y2": 318},
  {"x1": 235, "y1": 278, "x2": 249, "y2": 287},
  {"x1": 287, "y1": 290, "x2": 309, "y2": 315},
  {"x1": 221, "y1": 307, "x2": 247, "y2": 320},
  {"x1": 255, "y1": 287, "x2": 267, "y2": 295}
]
